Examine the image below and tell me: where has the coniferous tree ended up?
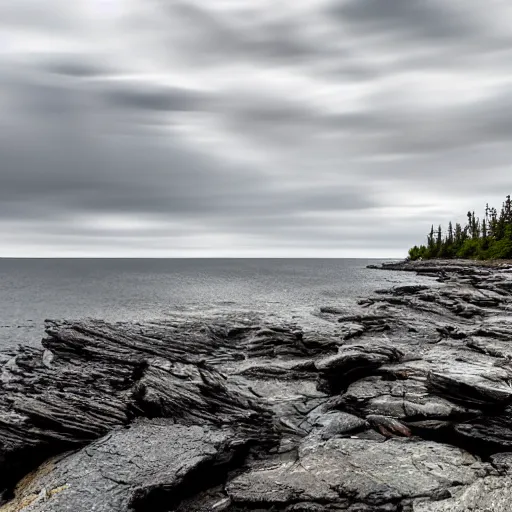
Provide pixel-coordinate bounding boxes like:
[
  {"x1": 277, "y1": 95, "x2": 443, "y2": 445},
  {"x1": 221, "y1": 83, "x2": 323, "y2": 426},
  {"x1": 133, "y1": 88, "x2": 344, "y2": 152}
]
[
  {"x1": 427, "y1": 225, "x2": 435, "y2": 251},
  {"x1": 472, "y1": 212, "x2": 480, "y2": 239},
  {"x1": 489, "y1": 207, "x2": 498, "y2": 239},
  {"x1": 407, "y1": 195, "x2": 512, "y2": 261},
  {"x1": 505, "y1": 195, "x2": 512, "y2": 223},
  {"x1": 481, "y1": 218, "x2": 489, "y2": 251},
  {"x1": 454, "y1": 223, "x2": 462, "y2": 246}
]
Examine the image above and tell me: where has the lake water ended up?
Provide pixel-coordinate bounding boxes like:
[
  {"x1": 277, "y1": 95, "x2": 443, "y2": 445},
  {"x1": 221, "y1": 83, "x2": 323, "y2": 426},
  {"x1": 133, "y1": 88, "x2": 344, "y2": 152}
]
[{"x1": 0, "y1": 258, "x2": 431, "y2": 348}]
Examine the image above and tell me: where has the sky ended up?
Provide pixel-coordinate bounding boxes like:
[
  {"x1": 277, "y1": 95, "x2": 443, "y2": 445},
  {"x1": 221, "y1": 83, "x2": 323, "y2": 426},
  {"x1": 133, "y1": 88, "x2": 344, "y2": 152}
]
[{"x1": 1, "y1": 0, "x2": 512, "y2": 257}]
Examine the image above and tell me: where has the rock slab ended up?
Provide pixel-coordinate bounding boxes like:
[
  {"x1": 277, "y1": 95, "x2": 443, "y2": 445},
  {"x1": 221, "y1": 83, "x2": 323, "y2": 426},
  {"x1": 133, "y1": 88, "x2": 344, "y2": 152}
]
[{"x1": 2, "y1": 260, "x2": 512, "y2": 510}]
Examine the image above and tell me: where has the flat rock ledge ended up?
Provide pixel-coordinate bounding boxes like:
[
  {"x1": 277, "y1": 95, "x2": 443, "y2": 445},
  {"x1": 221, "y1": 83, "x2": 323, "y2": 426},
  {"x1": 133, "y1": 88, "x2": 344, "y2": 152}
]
[{"x1": 2, "y1": 260, "x2": 512, "y2": 511}]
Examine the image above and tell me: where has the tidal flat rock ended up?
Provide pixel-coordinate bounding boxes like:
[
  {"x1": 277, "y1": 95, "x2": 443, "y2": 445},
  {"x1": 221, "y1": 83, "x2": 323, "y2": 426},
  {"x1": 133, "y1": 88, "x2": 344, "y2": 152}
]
[
  {"x1": 307, "y1": 410, "x2": 368, "y2": 439},
  {"x1": 226, "y1": 437, "x2": 484, "y2": 510},
  {"x1": 0, "y1": 319, "x2": 286, "y2": 503},
  {"x1": 3, "y1": 421, "x2": 242, "y2": 512},
  {"x1": 2, "y1": 260, "x2": 512, "y2": 510},
  {"x1": 314, "y1": 343, "x2": 404, "y2": 392},
  {"x1": 412, "y1": 453, "x2": 512, "y2": 512}
]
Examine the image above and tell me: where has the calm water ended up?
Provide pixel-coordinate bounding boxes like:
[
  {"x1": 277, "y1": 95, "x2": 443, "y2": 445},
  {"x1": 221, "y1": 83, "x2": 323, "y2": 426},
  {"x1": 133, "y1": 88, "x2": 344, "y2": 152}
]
[{"x1": 0, "y1": 259, "x2": 431, "y2": 348}]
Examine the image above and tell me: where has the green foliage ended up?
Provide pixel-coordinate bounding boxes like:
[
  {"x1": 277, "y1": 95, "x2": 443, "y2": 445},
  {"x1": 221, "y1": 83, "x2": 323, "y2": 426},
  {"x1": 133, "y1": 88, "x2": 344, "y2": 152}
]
[
  {"x1": 408, "y1": 196, "x2": 512, "y2": 261},
  {"x1": 408, "y1": 245, "x2": 426, "y2": 260},
  {"x1": 456, "y1": 239, "x2": 480, "y2": 259},
  {"x1": 481, "y1": 238, "x2": 512, "y2": 259}
]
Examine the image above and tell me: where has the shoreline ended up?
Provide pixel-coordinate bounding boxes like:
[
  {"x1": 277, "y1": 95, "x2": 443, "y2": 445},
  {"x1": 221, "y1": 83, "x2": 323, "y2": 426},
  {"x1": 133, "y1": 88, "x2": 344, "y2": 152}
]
[
  {"x1": 1, "y1": 261, "x2": 512, "y2": 510},
  {"x1": 377, "y1": 257, "x2": 512, "y2": 270}
]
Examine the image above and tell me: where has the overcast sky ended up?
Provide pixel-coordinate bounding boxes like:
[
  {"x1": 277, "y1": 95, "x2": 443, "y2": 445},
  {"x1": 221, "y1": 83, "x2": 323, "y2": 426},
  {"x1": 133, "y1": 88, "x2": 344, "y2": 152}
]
[{"x1": 1, "y1": 0, "x2": 511, "y2": 257}]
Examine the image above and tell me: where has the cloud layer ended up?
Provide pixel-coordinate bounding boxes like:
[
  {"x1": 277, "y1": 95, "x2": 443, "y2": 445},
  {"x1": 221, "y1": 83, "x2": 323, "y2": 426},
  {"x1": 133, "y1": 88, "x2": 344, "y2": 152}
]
[{"x1": 1, "y1": 0, "x2": 511, "y2": 257}]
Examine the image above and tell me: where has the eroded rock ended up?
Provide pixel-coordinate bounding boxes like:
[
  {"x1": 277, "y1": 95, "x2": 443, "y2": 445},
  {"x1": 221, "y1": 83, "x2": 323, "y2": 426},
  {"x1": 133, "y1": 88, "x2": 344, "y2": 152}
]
[
  {"x1": 2, "y1": 421, "x2": 244, "y2": 512},
  {"x1": 2, "y1": 259, "x2": 512, "y2": 510},
  {"x1": 226, "y1": 437, "x2": 484, "y2": 511}
]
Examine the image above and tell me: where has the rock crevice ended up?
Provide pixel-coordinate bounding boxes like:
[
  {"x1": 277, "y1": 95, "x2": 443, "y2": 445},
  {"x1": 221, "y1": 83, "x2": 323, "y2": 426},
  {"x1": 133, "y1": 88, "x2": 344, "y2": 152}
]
[{"x1": 2, "y1": 260, "x2": 512, "y2": 510}]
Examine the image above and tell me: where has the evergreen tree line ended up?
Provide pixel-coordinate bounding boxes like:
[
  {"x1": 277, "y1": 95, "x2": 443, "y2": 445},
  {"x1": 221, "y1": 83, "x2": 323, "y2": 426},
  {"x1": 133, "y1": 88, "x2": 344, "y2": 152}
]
[{"x1": 408, "y1": 195, "x2": 512, "y2": 260}]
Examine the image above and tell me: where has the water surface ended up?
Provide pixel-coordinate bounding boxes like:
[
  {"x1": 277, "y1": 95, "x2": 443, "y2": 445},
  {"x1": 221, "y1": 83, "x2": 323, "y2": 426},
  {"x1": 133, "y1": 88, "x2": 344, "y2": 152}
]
[{"x1": 0, "y1": 258, "x2": 431, "y2": 348}]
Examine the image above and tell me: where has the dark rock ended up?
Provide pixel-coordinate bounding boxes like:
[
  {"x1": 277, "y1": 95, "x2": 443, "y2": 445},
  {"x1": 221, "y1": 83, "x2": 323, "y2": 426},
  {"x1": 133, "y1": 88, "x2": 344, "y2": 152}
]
[
  {"x1": 366, "y1": 415, "x2": 412, "y2": 437},
  {"x1": 2, "y1": 259, "x2": 512, "y2": 510},
  {"x1": 427, "y1": 371, "x2": 512, "y2": 409},
  {"x1": 412, "y1": 455, "x2": 512, "y2": 511},
  {"x1": 309, "y1": 411, "x2": 368, "y2": 439},
  {"x1": 394, "y1": 285, "x2": 430, "y2": 295},
  {"x1": 315, "y1": 343, "x2": 404, "y2": 394},
  {"x1": 0, "y1": 318, "x2": 287, "y2": 501},
  {"x1": 226, "y1": 437, "x2": 484, "y2": 510},
  {"x1": 4, "y1": 420, "x2": 246, "y2": 512},
  {"x1": 453, "y1": 410, "x2": 512, "y2": 452}
]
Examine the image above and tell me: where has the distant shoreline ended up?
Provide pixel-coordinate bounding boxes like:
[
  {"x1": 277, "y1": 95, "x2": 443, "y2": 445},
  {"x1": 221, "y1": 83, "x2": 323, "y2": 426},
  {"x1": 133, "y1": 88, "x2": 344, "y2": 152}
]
[{"x1": 370, "y1": 257, "x2": 512, "y2": 271}]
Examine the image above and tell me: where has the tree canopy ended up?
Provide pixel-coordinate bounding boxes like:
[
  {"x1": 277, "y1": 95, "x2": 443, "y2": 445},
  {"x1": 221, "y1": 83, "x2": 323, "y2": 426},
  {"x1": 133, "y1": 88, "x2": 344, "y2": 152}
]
[{"x1": 408, "y1": 195, "x2": 512, "y2": 260}]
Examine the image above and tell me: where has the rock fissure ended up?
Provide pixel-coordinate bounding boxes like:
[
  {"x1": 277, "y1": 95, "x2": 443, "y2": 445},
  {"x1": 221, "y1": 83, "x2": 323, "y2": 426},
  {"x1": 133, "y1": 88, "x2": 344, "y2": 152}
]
[{"x1": 3, "y1": 260, "x2": 512, "y2": 510}]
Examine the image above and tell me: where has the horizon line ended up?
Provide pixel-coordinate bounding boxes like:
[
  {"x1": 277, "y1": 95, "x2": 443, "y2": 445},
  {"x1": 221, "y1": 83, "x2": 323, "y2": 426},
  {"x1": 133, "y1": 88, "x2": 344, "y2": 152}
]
[{"x1": 0, "y1": 255, "x2": 403, "y2": 260}]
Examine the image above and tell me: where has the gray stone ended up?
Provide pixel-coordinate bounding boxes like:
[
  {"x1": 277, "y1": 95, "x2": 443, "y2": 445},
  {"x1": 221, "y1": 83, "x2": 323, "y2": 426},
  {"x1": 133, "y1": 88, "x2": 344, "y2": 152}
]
[
  {"x1": 3, "y1": 421, "x2": 242, "y2": 512},
  {"x1": 311, "y1": 411, "x2": 367, "y2": 439},
  {"x1": 2, "y1": 259, "x2": 512, "y2": 510},
  {"x1": 227, "y1": 437, "x2": 484, "y2": 510}
]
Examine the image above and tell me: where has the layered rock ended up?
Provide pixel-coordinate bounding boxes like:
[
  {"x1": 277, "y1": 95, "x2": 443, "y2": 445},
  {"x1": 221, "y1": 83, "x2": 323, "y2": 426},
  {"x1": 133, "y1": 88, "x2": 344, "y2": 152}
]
[{"x1": 2, "y1": 260, "x2": 512, "y2": 510}]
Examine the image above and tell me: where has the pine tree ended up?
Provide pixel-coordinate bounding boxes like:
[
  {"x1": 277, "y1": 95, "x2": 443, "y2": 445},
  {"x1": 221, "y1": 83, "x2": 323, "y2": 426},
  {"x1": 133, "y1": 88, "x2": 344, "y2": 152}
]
[
  {"x1": 481, "y1": 218, "x2": 489, "y2": 251},
  {"x1": 505, "y1": 195, "x2": 512, "y2": 223},
  {"x1": 447, "y1": 222, "x2": 454, "y2": 244},
  {"x1": 489, "y1": 207, "x2": 498, "y2": 239},
  {"x1": 466, "y1": 211, "x2": 474, "y2": 242},
  {"x1": 407, "y1": 196, "x2": 512, "y2": 260},
  {"x1": 497, "y1": 203, "x2": 506, "y2": 241},
  {"x1": 427, "y1": 225, "x2": 435, "y2": 251},
  {"x1": 469, "y1": 211, "x2": 480, "y2": 239},
  {"x1": 454, "y1": 223, "x2": 462, "y2": 246}
]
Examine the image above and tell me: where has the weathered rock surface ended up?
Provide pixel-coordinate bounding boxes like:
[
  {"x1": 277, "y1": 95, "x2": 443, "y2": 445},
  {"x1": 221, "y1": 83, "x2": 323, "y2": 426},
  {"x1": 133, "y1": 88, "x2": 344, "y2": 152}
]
[
  {"x1": 2, "y1": 259, "x2": 512, "y2": 510},
  {"x1": 226, "y1": 437, "x2": 484, "y2": 511},
  {"x1": 3, "y1": 421, "x2": 243, "y2": 512}
]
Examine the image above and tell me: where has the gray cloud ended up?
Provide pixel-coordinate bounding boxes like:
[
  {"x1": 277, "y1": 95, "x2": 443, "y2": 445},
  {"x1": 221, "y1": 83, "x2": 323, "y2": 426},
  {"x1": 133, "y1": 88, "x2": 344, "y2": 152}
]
[
  {"x1": 331, "y1": 0, "x2": 479, "y2": 42},
  {"x1": 166, "y1": 1, "x2": 323, "y2": 64},
  {"x1": 44, "y1": 59, "x2": 107, "y2": 78},
  {"x1": 102, "y1": 83, "x2": 208, "y2": 112},
  {"x1": 1, "y1": 0, "x2": 512, "y2": 256}
]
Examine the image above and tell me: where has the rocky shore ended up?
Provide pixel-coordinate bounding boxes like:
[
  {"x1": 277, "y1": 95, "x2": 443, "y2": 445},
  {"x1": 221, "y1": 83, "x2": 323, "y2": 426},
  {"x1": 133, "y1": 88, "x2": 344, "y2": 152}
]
[{"x1": 2, "y1": 259, "x2": 512, "y2": 511}]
